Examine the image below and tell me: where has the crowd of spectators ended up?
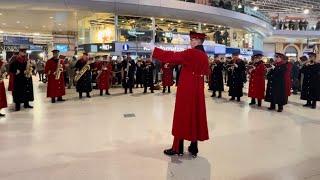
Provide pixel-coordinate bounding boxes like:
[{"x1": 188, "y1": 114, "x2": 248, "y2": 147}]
[{"x1": 271, "y1": 19, "x2": 309, "y2": 31}]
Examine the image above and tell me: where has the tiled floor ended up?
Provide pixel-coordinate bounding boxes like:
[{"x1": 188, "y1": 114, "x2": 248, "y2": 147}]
[{"x1": 0, "y1": 79, "x2": 320, "y2": 180}]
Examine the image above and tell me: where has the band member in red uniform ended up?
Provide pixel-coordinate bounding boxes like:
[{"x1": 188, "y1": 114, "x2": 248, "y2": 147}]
[
  {"x1": 8, "y1": 53, "x2": 18, "y2": 92},
  {"x1": 248, "y1": 54, "x2": 266, "y2": 107},
  {"x1": 265, "y1": 53, "x2": 288, "y2": 112},
  {"x1": 45, "y1": 50, "x2": 66, "y2": 103},
  {"x1": 161, "y1": 62, "x2": 174, "y2": 93},
  {"x1": 152, "y1": 31, "x2": 209, "y2": 158},
  {"x1": 97, "y1": 55, "x2": 112, "y2": 96},
  {"x1": 0, "y1": 58, "x2": 8, "y2": 117},
  {"x1": 9, "y1": 47, "x2": 34, "y2": 111}
]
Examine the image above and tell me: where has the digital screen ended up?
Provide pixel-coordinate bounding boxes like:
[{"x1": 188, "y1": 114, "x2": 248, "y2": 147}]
[
  {"x1": 91, "y1": 45, "x2": 98, "y2": 53},
  {"x1": 55, "y1": 44, "x2": 69, "y2": 53},
  {"x1": 214, "y1": 46, "x2": 226, "y2": 54}
]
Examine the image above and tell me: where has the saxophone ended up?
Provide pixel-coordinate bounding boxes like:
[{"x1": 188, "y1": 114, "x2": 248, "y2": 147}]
[
  {"x1": 55, "y1": 60, "x2": 64, "y2": 80},
  {"x1": 74, "y1": 61, "x2": 91, "y2": 82},
  {"x1": 24, "y1": 59, "x2": 33, "y2": 78}
]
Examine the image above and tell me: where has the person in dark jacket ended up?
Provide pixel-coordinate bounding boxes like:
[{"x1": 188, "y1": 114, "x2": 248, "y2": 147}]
[
  {"x1": 228, "y1": 53, "x2": 246, "y2": 102},
  {"x1": 292, "y1": 58, "x2": 303, "y2": 94},
  {"x1": 300, "y1": 53, "x2": 320, "y2": 109},
  {"x1": 74, "y1": 53, "x2": 93, "y2": 99},
  {"x1": 135, "y1": 59, "x2": 144, "y2": 88},
  {"x1": 142, "y1": 59, "x2": 155, "y2": 93},
  {"x1": 121, "y1": 55, "x2": 136, "y2": 94},
  {"x1": 265, "y1": 53, "x2": 288, "y2": 112},
  {"x1": 210, "y1": 55, "x2": 224, "y2": 98},
  {"x1": 9, "y1": 47, "x2": 34, "y2": 111}
]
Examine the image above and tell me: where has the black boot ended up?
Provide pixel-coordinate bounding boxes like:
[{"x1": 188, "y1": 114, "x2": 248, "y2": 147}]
[
  {"x1": 188, "y1": 141, "x2": 198, "y2": 158},
  {"x1": 168, "y1": 86, "x2": 171, "y2": 93},
  {"x1": 211, "y1": 91, "x2": 216, "y2": 97},
  {"x1": 125, "y1": 88, "x2": 128, "y2": 94},
  {"x1": 268, "y1": 103, "x2": 276, "y2": 110},
  {"x1": 311, "y1": 101, "x2": 317, "y2": 109},
  {"x1": 237, "y1": 97, "x2": 241, "y2": 102},
  {"x1": 57, "y1": 97, "x2": 65, "y2": 102},
  {"x1": 79, "y1": 92, "x2": 83, "y2": 99},
  {"x1": 230, "y1": 97, "x2": 235, "y2": 101},
  {"x1": 218, "y1": 91, "x2": 222, "y2": 98},
  {"x1": 303, "y1": 100, "x2": 312, "y2": 107},
  {"x1": 0, "y1": 113, "x2": 5, "y2": 117},
  {"x1": 15, "y1": 103, "x2": 21, "y2": 111},
  {"x1": 100, "y1": 89, "x2": 103, "y2": 96},
  {"x1": 129, "y1": 88, "x2": 133, "y2": 94},
  {"x1": 86, "y1": 92, "x2": 91, "y2": 98},
  {"x1": 51, "y1": 98, "x2": 56, "y2": 103},
  {"x1": 277, "y1": 105, "x2": 283, "y2": 112},
  {"x1": 258, "y1": 99, "x2": 262, "y2": 107},
  {"x1": 164, "y1": 149, "x2": 179, "y2": 156},
  {"x1": 106, "y1": 90, "x2": 110, "y2": 95},
  {"x1": 163, "y1": 87, "x2": 166, "y2": 93},
  {"x1": 249, "y1": 98, "x2": 256, "y2": 105},
  {"x1": 24, "y1": 102, "x2": 33, "y2": 109},
  {"x1": 143, "y1": 86, "x2": 147, "y2": 93}
]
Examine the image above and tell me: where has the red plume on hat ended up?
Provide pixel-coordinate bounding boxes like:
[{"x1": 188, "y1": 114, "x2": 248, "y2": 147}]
[{"x1": 189, "y1": 31, "x2": 206, "y2": 40}]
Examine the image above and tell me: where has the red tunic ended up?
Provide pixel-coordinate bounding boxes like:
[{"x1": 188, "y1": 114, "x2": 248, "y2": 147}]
[
  {"x1": 248, "y1": 62, "x2": 266, "y2": 99},
  {"x1": 0, "y1": 62, "x2": 7, "y2": 109},
  {"x1": 97, "y1": 61, "x2": 112, "y2": 90},
  {"x1": 153, "y1": 47, "x2": 209, "y2": 141},
  {"x1": 161, "y1": 63, "x2": 174, "y2": 86},
  {"x1": 45, "y1": 58, "x2": 66, "y2": 98},
  {"x1": 285, "y1": 63, "x2": 292, "y2": 96}
]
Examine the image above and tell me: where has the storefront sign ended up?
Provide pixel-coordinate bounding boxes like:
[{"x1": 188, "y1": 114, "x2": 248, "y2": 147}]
[
  {"x1": 3, "y1": 36, "x2": 33, "y2": 45},
  {"x1": 157, "y1": 45, "x2": 187, "y2": 52},
  {"x1": 128, "y1": 30, "x2": 146, "y2": 36},
  {"x1": 123, "y1": 44, "x2": 130, "y2": 51},
  {"x1": 240, "y1": 48, "x2": 253, "y2": 56}
]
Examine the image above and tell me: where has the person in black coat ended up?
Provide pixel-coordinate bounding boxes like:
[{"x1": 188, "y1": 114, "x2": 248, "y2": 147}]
[
  {"x1": 142, "y1": 60, "x2": 155, "y2": 93},
  {"x1": 265, "y1": 53, "x2": 288, "y2": 112},
  {"x1": 74, "y1": 53, "x2": 94, "y2": 99},
  {"x1": 292, "y1": 57, "x2": 303, "y2": 94},
  {"x1": 9, "y1": 48, "x2": 34, "y2": 111},
  {"x1": 121, "y1": 56, "x2": 136, "y2": 94},
  {"x1": 300, "y1": 53, "x2": 320, "y2": 109},
  {"x1": 228, "y1": 53, "x2": 246, "y2": 102},
  {"x1": 135, "y1": 59, "x2": 144, "y2": 88},
  {"x1": 210, "y1": 56, "x2": 224, "y2": 98}
]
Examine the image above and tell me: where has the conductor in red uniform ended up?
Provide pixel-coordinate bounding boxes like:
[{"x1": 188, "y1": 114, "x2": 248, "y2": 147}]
[
  {"x1": 97, "y1": 55, "x2": 112, "y2": 96},
  {"x1": 45, "y1": 50, "x2": 66, "y2": 103},
  {"x1": 248, "y1": 54, "x2": 266, "y2": 107},
  {"x1": 161, "y1": 62, "x2": 174, "y2": 93},
  {"x1": 152, "y1": 31, "x2": 209, "y2": 158}
]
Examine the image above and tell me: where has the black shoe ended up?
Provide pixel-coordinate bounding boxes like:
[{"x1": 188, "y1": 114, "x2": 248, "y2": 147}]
[
  {"x1": 303, "y1": 104, "x2": 311, "y2": 107},
  {"x1": 151, "y1": 91, "x2": 154, "y2": 93},
  {"x1": 277, "y1": 108, "x2": 283, "y2": 112},
  {"x1": 311, "y1": 105, "x2": 316, "y2": 109},
  {"x1": 163, "y1": 148, "x2": 183, "y2": 156},
  {"x1": 237, "y1": 97, "x2": 241, "y2": 102},
  {"x1": 163, "y1": 88, "x2": 166, "y2": 93},
  {"x1": 249, "y1": 102, "x2": 255, "y2": 105},
  {"x1": 24, "y1": 104, "x2": 33, "y2": 109},
  {"x1": 229, "y1": 97, "x2": 235, "y2": 101},
  {"x1": 57, "y1": 97, "x2": 65, "y2": 102},
  {"x1": 268, "y1": 107, "x2": 275, "y2": 110},
  {"x1": 86, "y1": 93, "x2": 91, "y2": 98},
  {"x1": 0, "y1": 113, "x2": 5, "y2": 117},
  {"x1": 130, "y1": 91, "x2": 133, "y2": 94},
  {"x1": 211, "y1": 93, "x2": 216, "y2": 97},
  {"x1": 51, "y1": 98, "x2": 56, "y2": 103},
  {"x1": 188, "y1": 146, "x2": 198, "y2": 158}
]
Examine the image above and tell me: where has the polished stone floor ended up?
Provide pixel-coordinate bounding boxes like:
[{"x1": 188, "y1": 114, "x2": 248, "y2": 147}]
[{"x1": 0, "y1": 79, "x2": 320, "y2": 180}]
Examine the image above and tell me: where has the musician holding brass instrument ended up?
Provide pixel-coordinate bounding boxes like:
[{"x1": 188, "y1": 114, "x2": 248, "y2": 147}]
[
  {"x1": 228, "y1": 52, "x2": 246, "y2": 102},
  {"x1": 96, "y1": 55, "x2": 112, "y2": 96},
  {"x1": 300, "y1": 52, "x2": 320, "y2": 109},
  {"x1": 0, "y1": 57, "x2": 8, "y2": 117},
  {"x1": 74, "y1": 52, "x2": 94, "y2": 99},
  {"x1": 142, "y1": 59, "x2": 155, "y2": 93},
  {"x1": 45, "y1": 50, "x2": 66, "y2": 103},
  {"x1": 210, "y1": 55, "x2": 224, "y2": 98},
  {"x1": 9, "y1": 47, "x2": 34, "y2": 111},
  {"x1": 121, "y1": 54, "x2": 136, "y2": 94}
]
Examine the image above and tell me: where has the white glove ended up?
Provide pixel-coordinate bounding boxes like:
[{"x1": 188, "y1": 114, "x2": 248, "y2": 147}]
[
  {"x1": 271, "y1": 65, "x2": 275, "y2": 69},
  {"x1": 16, "y1": 70, "x2": 20, "y2": 75},
  {"x1": 234, "y1": 64, "x2": 238, "y2": 68}
]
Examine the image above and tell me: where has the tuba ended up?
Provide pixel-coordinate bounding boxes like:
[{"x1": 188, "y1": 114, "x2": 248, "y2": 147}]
[
  {"x1": 74, "y1": 61, "x2": 91, "y2": 82},
  {"x1": 55, "y1": 60, "x2": 64, "y2": 80},
  {"x1": 24, "y1": 60, "x2": 33, "y2": 78}
]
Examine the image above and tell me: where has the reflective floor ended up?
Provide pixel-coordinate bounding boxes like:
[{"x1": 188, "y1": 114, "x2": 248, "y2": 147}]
[{"x1": 0, "y1": 79, "x2": 320, "y2": 180}]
